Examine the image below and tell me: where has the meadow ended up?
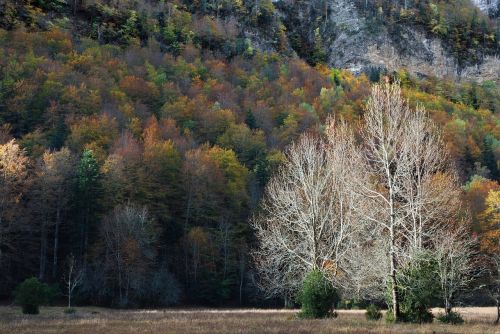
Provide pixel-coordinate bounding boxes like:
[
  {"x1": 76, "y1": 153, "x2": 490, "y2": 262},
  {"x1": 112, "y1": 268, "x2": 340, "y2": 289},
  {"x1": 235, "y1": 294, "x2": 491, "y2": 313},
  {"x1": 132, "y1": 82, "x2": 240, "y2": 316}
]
[{"x1": 0, "y1": 306, "x2": 498, "y2": 334}]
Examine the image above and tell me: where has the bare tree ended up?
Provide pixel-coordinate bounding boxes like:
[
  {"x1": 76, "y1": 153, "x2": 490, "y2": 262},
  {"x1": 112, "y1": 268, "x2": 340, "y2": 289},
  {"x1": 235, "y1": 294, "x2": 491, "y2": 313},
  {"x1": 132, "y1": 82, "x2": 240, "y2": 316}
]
[
  {"x1": 432, "y1": 224, "x2": 480, "y2": 315},
  {"x1": 401, "y1": 108, "x2": 461, "y2": 254},
  {"x1": 252, "y1": 131, "x2": 358, "y2": 297},
  {"x1": 63, "y1": 253, "x2": 83, "y2": 309},
  {"x1": 338, "y1": 238, "x2": 389, "y2": 301},
  {"x1": 101, "y1": 205, "x2": 157, "y2": 306},
  {"x1": 353, "y1": 81, "x2": 462, "y2": 320},
  {"x1": 252, "y1": 82, "x2": 466, "y2": 315}
]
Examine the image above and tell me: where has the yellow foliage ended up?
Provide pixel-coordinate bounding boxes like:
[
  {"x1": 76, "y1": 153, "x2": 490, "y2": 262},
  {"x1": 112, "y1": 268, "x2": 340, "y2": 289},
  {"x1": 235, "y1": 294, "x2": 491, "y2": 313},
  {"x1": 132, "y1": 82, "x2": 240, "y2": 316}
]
[{"x1": 479, "y1": 190, "x2": 500, "y2": 254}]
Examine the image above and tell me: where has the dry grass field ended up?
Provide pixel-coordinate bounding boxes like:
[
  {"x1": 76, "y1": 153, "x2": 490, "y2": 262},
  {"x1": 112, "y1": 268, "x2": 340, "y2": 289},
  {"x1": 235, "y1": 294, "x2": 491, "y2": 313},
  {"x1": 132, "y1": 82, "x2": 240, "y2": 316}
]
[{"x1": 0, "y1": 306, "x2": 498, "y2": 334}]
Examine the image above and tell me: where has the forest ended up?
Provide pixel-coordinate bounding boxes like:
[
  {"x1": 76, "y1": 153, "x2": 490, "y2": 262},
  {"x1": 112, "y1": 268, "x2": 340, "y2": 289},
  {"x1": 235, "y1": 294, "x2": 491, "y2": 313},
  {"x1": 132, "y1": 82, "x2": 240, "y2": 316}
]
[{"x1": 0, "y1": 0, "x2": 498, "y2": 312}]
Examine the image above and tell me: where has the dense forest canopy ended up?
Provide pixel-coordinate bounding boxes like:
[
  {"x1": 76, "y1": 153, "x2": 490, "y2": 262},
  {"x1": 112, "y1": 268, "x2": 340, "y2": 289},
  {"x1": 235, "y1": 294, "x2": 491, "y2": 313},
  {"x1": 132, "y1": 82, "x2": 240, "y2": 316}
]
[{"x1": 0, "y1": 0, "x2": 498, "y2": 307}]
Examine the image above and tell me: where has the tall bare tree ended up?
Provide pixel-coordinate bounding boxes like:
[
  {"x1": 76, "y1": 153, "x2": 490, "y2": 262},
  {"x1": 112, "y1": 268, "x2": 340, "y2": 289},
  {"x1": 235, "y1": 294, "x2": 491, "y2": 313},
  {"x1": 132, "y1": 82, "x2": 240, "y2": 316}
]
[
  {"x1": 349, "y1": 81, "x2": 462, "y2": 320},
  {"x1": 252, "y1": 130, "x2": 358, "y2": 297},
  {"x1": 252, "y1": 82, "x2": 468, "y2": 315}
]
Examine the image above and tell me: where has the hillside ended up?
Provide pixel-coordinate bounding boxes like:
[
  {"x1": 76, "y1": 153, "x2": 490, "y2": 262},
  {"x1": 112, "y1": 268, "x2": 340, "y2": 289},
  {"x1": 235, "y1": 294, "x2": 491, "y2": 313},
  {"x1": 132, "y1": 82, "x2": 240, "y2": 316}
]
[
  {"x1": 0, "y1": 0, "x2": 498, "y2": 307},
  {"x1": 1, "y1": 0, "x2": 499, "y2": 79},
  {"x1": 278, "y1": 0, "x2": 499, "y2": 81}
]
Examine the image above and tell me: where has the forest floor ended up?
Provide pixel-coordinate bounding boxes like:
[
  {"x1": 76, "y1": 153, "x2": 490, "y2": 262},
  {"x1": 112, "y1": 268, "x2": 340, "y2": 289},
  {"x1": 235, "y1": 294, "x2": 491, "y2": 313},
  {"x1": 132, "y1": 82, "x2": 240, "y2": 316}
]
[{"x1": 0, "y1": 306, "x2": 498, "y2": 334}]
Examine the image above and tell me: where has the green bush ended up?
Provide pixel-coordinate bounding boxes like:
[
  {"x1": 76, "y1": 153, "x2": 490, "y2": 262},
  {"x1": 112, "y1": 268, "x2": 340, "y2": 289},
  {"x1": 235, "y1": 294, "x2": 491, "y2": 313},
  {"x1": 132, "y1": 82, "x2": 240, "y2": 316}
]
[
  {"x1": 437, "y1": 311, "x2": 464, "y2": 325},
  {"x1": 365, "y1": 304, "x2": 382, "y2": 321},
  {"x1": 298, "y1": 270, "x2": 339, "y2": 318},
  {"x1": 385, "y1": 309, "x2": 396, "y2": 323},
  {"x1": 14, "y1": 278, "x2": 49, "y2": 314},
  {"x1": 385, "y1": 306, "x2": 434, "y2": 324},
  {"x1": 401, "y1": 306, "x2": 434, "y2": 323},
  {"x1": 386, "y1": 252, "x2": 441, "y2": 323}
]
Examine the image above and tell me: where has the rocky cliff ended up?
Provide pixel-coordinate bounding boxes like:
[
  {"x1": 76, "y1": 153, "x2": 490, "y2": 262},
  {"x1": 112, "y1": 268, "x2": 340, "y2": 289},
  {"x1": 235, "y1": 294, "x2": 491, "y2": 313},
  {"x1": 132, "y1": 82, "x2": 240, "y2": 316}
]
[
  {"x1": 276, "y1": 0, "x2": 499, "y2": 82},
  {"x1": 472, "y1": 0, "x2": 499, "y2": 16}
]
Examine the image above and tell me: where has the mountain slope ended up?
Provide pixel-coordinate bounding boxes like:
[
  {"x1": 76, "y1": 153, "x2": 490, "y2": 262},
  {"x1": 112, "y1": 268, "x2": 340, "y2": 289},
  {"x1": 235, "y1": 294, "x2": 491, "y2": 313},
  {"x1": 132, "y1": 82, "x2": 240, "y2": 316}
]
[
  {"x1": 0, "y1": 0, "x2": 498, "y2": 81},
  {"x1": 0, "y1": 0, "x2": 498, "y2": 307},
  {"x1": 277, "y1": 0, "x2": 499, "y2": 81}
]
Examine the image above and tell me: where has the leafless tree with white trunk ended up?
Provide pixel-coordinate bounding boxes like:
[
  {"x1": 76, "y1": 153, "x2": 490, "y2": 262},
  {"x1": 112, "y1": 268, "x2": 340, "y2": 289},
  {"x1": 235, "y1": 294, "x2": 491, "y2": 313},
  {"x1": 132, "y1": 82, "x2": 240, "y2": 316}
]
[
  {"x1": 431, "y1": 224, "x2": 480, "y2": 315},
  {"x1": 337, "y1": 237, "x2": 389, "y2": 301},
  {"x1": 252, "y1": 82, "x2": 471, "y2": 316},
  {"x1": 350, "y1": 81, "x2": 463, "y2": 320},
  {"x1": 63, "y1": 253, "x2": 83, "y2": 309},
  {"x1": 252, "y1": 130, "x2": 359, "y2": 298},
  {"x1": 324, "y1": 120, "x2": 388, "y2": 299}
]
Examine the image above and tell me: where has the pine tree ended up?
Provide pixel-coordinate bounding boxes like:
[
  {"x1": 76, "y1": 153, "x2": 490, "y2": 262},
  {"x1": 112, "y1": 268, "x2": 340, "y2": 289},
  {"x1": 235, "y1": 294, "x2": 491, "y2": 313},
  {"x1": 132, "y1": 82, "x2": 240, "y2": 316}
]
[
  {"x1": 74, "y1": 150, "x2": 102, "y2": 264},
  {"x1": 482, "y1": 136, "x2": 499, "y2": 182}
]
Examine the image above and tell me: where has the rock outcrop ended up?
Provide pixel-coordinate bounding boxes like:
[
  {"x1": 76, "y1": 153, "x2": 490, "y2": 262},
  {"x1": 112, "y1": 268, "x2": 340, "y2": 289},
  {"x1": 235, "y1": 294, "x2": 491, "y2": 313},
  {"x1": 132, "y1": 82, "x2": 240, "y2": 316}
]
[
  {"x1": 277, "y1": 0, "x2": 499, "y2": 82},
  {"x1": 472, "y1": 0, "x2": 499, "y2": 16}
]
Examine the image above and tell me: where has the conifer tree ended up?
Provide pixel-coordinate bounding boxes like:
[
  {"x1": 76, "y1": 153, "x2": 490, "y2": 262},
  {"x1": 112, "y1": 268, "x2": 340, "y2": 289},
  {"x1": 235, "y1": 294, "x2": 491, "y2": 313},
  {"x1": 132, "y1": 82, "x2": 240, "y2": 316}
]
[{"x1": 74, "y1": 149, "x2": 102, "y2": 264}]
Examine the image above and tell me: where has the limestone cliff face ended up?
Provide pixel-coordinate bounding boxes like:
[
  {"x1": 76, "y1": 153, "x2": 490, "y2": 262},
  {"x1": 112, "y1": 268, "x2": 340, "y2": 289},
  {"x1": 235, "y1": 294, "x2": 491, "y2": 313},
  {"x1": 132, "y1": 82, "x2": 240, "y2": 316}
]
[
  {"x1": 472, "y1": 0, "x2": 499, "y2": 16},
  {"x1": 276, "y1": 0, "x2": 499, "y2": 82}
]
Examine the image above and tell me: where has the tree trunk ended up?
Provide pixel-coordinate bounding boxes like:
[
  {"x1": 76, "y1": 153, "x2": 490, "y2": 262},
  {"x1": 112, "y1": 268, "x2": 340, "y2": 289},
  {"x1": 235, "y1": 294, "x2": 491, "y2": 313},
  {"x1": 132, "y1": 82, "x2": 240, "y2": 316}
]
[
  {"x1": 68, "y1": 266, "x2": 72, "y2": 309},
  {"x1": 39, "y1": 220, "x2": 47, "y2": 281},
  {"x1": 495, "y1": 298, "x2": 499, "y2": 325},
  {"x1": 184, "y1": 190, "x2": 192, "y2": 282},
  {"x1": 68, "y1": 284, "x2": 71, "y2": 308},
  {"x1": 118, "y1": 267, "x2": 123, "y2": 306},
  {"x1": 445, "y1": 298, "x2": 451, "y2": 315},
  {"x1": 52, "y1": 206, "x2": 60, "y2": 279},
  {"x1": 390, "y1": 223, "x2": 400, "y2": 321}
]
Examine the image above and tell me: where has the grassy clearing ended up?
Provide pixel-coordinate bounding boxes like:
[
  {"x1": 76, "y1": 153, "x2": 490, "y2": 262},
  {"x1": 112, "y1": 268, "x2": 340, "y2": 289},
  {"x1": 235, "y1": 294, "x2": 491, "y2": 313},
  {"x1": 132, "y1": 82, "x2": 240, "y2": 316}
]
[{"x1": 0, "y1": 306, "x2": 498, "y2": 334}]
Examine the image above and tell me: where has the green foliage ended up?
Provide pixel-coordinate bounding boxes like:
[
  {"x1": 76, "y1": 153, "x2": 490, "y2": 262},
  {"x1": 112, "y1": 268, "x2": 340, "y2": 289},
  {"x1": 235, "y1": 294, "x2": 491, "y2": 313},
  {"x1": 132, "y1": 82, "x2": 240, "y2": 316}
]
[
  {"x1": 15, "y1": 278, "x2": 49, "y2": 314},
  {"x1": 298, "y1": 270, "x2": 339, "y2": 319},
  {"x1": 437, "y1": 311, "x2": 465, "y2": 325},
  {"x1": 257, "y1": 0, "x2": 276, "y2": 25},
  {"x1": 385, "y1": 310, "x2": 396, "y2": 323},
  {"x1": 75, "y1": 150, "x2": 102, "y2": 209},
  {"x1": 387, "y1": 252, "x2": 441, "y2": 323},
  {"x1": 400, "y1": 303, "x2": 435, "y2": 324},
  {"x1": 74, "y1": 149, "x2": 102, "y2": 256},
  {"x1": 365, "y1": 304, "x2": 383, "y2": 321}
]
